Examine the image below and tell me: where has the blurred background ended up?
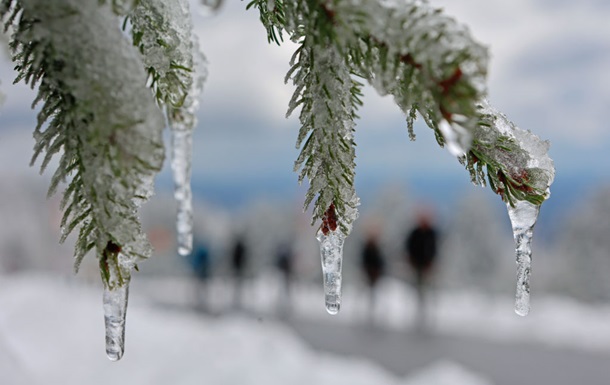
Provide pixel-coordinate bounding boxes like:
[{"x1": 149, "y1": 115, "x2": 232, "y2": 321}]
[{"x1": 2, "y1": 0, "x2": 610, "y2": 384}]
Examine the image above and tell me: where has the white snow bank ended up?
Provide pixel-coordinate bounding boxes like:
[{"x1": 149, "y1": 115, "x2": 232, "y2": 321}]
[
  {"x1": 0, "y1": 274, "x2": 489, "y2": 385},
  {"x1": 402, "y1": 361, "x2": 492, "y2": 385},
  {"x1": 136, "y1": 273, "x2": 610, "y2": 353}
]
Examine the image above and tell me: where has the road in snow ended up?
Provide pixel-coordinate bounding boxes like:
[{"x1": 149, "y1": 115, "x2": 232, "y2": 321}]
[{"x1": 289, "y1": 318, "x2": 610, "y2": 385}]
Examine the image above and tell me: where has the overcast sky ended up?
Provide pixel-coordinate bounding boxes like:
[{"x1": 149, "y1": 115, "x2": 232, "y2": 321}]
[{"x1": 1, "y1": 0, "x2": 609, "y2": 207}]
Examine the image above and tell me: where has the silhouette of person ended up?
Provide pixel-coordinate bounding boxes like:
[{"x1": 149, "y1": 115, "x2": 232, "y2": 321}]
[
  {"x1": 231, "y1": 236, "x2": 247, "y2": 309},
  {"x1": 189, "y1": 241, "x2": 212, "y2": 311},
  {"x1": 275, "y1": 242, "x2": 294, "y2": 315},
  {"x1": 361, "y1": 231, "x2": 385, "y2": 323},
  {"x1": 405, "y1": 209, "x2": 438, "y2": 331}
]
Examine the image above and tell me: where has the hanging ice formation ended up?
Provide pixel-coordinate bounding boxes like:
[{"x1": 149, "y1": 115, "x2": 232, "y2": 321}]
[
  {"x1": 171, "y1": 126, "x2": 194, "y2": 256},
  {"x1": 131, "y1": 0, "x2": 207, "y2": 256},
  {"x1": 468, "y1": 101, "x2": 555, "y2": 315},
  {"x1": 99, "y1": 240, "x2": 137, "y2": 360},
  {"x1": 103, "y1": 280, "x2": 129, "y2": 361},
  {"x1": 317, "y1": 204, "x2": 346, "y2": 315},
  {"x1": 507, "y1": 200, "x2": 539, "y2": 316},
  {"x1": 169, "y1": 44, "x2": 206, "y2": 256}
]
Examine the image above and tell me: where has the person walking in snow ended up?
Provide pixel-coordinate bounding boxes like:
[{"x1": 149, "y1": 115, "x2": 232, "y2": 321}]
[
  {"x1": 361, "y1": 230, "x2": 385, "y2": 324},
  {"x1": 231, "y1": 235, "x2": 247, "y2": 309},
  {"x1": 405, "y1": 209, "x2": 438, "y2": 331}
]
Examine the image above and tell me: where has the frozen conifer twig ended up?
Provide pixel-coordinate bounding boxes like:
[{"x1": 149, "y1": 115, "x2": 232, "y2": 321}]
[
  {"x1": 251, "y1": 0, "x2": 555, "y2": 315},
  {"x1": 463, "y1": 100, "x2": 555, "y2": 207},
  {"x1": 0, "y1": 0, "x2": 165, "y2": 287},
  {"x1": 288, "y1": 39, "x2": 361, "y2": 234},
  {"x1": 462, "y1": 100, "x2": 554, "y2": 315},
  {"x1": 258, "y1": 0, "x2": 491, "y2": 232},
  {"x1": 1, "y1": 0, "x2": 168, "y2": 360}
]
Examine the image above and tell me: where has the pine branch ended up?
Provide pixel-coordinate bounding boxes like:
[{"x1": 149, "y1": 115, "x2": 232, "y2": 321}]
[
  {"x1": 330, "y1": 0, "x2": 488, "y2": 151},
  {"x1": 252, "y1": 0, "x2": 554, "y2": 220},
  {"x1": 285, "y1": 0, "x2": 360, "y2": 235},
  {"x1": 129, "y1": 0, "x2": 203, "y2": 110},
  {"x1": 1, "y1": 0, "x2": 165, "y2": 288},
  {"x1": 463, "y1": 101, "x2": 555, "y2": 207}
]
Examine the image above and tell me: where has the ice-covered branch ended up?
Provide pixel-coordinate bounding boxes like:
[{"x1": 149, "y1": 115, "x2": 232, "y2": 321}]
[
  {"x1": 1, "y1": 0, "x2": 165, "y2": 285},
  {"x1": 260, "y1": 0, "x2": 491, "y2": 230},
  {"x1": 255, "y1": 0, "x2": 556, "y2": 316},
  {"x1": 334, "y1": 0, "x2": 488, "y2": 149},
  {"x1": 464, "y1": 101, "x2": 555, "y2": 207},
  {"x1": 288, "y1": 39, "x2": 360, "y2": 235}
]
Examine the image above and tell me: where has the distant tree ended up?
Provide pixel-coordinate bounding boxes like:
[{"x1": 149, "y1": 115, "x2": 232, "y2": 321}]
[{"x1": 0, "y1": 0, "x2": 555, "y2": 359}]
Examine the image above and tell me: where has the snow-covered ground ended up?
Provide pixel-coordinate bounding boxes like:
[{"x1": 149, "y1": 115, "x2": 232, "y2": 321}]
[
  {"x1": 136, "y1": 272, "x2": 610, "y2": 353},
  {"x1": 0, "y1": 274, "x2": 491, "y2": 385},
  {"x1": 4, "y1": 270, "x2": 610, "y2": 385}
]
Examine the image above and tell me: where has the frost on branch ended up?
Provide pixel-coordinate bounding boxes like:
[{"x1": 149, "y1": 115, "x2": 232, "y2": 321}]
[
  {"x1": 464, "y1": 100, "x2": 555, "y2": 207},
  {"x1": 130, "y1": 0, "x2": 207, "y2": 255},
  {"x1": 263, "y1": 0, "x2": 489, "y2": 230},
  {"x1": 0, "y1": 0, "x2": 165, "y2": 286},
  {"x1": 288, "y1": 41, "x2": 360, "y2": 235},
  {"x1": 282, "y1": 0, "x2": 489, "y2": 152}
]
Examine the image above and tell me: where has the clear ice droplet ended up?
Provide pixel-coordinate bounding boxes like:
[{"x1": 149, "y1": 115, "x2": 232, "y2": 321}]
[
  {"x1": 316, "y1": 229, "x2": 345, "y2": 315},
  {"x1": 506, "y1": 200, "x2": 540, "y2": 317},
  {"x1": 171, "y1": 129, "x2": 193, "y2": 256},
  {"x1": 103, "y1": 282, "x2": 129, "y2": 361}
]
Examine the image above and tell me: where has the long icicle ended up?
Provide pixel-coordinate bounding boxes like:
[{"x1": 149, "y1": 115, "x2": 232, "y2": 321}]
[
  {"x1": 506, "y1": 200, "x2": 540, "y2": 316},
  {"x1": 103, "y1": 279, "x2": 130, "y2": 361},
  {"x1": 317, "y1": 204, "x2": 345, "y2": 315},
  {"x1": 168, "y1": 36, "x2": 206, "y2": 257},
  {"x1": 170, "y1": 121, "x2": 194, "y2": 256}
]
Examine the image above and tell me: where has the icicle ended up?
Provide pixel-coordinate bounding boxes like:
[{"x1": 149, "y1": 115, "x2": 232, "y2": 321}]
[
  {"x1": 170, "y1": 126, "x2": 193, "y2": 256},
  {"x1": 438, "y1": 119, "x2": 471, "y2": 157},
  {"x1": 103, "y1": 280, "x2": 129, "y2": 361},
  {"x1": 316, "y1": 204, "x2": 345, "y2": 315},
  {"x1": 168, "y1": 36, "x2": 206, "y2": 257},
  {"x1": 506, "y1": 200, "x2": 540, "y2": 317},
  {"x1": 317, "y1": 229, "x2": 345, "y2": 315}
]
